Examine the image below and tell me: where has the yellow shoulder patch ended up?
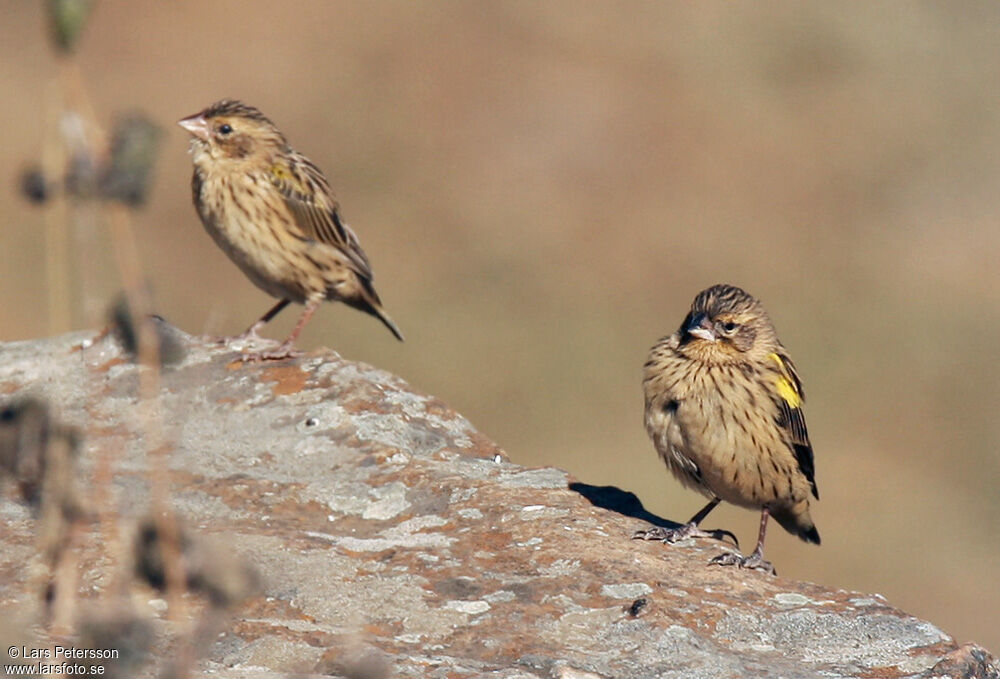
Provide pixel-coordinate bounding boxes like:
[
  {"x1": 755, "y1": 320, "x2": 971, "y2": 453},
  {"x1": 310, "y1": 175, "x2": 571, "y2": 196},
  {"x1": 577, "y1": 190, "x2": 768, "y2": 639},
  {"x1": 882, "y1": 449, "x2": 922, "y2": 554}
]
[
  {"x1": 270, "y1": 164, "x2": 310, "y2": 197},
  {"x1": 769, "y1": 352, "x2": 802, "y2": 408}
]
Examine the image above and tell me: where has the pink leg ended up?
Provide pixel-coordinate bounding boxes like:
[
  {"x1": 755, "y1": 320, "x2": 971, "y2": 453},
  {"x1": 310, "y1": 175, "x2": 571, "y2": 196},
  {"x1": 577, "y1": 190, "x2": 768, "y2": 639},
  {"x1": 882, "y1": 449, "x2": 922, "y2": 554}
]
[
  {"x1": 240, "y1": 299, "x2": 291, "y2": 337},
  {"x1": 709, "y1": 506, "x2": 776, "y2": 575},
  {"x1": 241, "y1": 299, "x2": 320, "y2": 362},
  {"x1": 211, "y1": 299, "x2": 290, "y2": 345}
]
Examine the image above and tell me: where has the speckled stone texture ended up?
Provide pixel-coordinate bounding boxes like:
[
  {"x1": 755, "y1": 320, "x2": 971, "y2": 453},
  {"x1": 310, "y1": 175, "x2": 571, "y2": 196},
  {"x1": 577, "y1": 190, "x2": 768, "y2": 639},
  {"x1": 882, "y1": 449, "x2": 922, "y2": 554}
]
[{"x1": 0, "y1": 325, "x2": 996, "y2": 678}]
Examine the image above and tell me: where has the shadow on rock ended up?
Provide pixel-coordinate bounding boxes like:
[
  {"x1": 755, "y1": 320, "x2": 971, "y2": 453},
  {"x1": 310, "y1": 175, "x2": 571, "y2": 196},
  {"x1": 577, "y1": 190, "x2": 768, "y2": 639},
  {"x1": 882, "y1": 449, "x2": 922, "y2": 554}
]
[{"x1": 568, "y1": 482, "x2": 680, "y2": 530}]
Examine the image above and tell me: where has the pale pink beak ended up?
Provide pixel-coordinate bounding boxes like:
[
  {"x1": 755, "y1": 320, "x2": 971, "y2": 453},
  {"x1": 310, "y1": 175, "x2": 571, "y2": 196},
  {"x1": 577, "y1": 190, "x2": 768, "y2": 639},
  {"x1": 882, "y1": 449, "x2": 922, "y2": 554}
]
[
  {"x1": 687, "y1": 326, "x2": 715, "y2": 342},
  {"x1": 177, "y1": 113, "x2": 211, "y2": 141},
  {"x1": 685, "y1": 312, "x2": 716, "y2": 342}
]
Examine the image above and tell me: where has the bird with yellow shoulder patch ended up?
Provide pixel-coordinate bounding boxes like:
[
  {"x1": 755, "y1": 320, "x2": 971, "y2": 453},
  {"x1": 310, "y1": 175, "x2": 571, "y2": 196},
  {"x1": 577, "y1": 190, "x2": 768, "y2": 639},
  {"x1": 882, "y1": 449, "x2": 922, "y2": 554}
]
[{"x1": 635, "y1": 284, "x2": 819, "y2": 574}]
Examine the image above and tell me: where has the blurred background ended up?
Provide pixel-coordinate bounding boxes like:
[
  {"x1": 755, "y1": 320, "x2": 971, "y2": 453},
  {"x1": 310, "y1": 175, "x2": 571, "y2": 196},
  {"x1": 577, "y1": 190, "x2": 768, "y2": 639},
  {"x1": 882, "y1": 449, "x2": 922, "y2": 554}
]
[{"x1": 2, "y1": 1, "x2": 997, "y2": 652}]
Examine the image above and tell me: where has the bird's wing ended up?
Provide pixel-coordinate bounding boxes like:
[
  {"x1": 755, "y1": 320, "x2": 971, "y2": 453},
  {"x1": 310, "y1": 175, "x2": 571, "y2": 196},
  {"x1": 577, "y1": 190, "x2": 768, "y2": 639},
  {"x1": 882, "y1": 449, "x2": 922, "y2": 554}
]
[
  {"x1": 268, "y1": 153, "x2": 374, "y2": 279},
  {"x1": 768, "y1": 351, "x2": 818, "y2": 499}
]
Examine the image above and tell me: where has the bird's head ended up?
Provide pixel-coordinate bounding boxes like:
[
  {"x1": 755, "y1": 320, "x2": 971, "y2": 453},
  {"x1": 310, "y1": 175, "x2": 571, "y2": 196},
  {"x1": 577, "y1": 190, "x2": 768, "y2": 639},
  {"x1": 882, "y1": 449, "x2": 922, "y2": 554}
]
[
  {"x1": 676, "y1": 284, "x2": 778, "y2": 363},
  {"x1": 178, "y1": 99, "x2": 285, "y2": 164}
]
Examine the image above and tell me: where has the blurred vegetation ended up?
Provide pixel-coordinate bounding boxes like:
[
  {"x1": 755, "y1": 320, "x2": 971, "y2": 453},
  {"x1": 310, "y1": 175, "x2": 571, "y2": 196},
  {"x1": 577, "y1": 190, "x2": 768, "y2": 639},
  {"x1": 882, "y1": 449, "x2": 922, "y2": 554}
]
[
  {"x1": 1, "y1": 1, "x2": 997, "y2": 653},
  {"x1": 2, "y1": 4, "x2": 259, "y2": 673}
]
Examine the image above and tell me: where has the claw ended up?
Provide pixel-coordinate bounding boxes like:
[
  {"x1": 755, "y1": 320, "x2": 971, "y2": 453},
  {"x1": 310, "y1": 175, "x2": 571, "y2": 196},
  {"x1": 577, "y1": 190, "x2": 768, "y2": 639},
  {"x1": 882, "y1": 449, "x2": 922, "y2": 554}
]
[
  {"x1": 238, "y1": 342, "x2": 302, "y2": 362},
  {"x1": 632, "y1": 523, "x2": 738, "y2": 547},
  {"x1": 206, "y1": 328, "x2": 278, "y2": 348},
  {"x1": 709, "y1": 550, "x2": 775, "y2": 575}
]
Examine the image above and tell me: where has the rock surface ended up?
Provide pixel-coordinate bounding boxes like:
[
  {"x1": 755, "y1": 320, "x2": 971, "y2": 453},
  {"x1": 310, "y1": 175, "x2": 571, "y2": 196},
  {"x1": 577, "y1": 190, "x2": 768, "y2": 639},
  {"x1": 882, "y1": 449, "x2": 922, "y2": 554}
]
[{"x1": 0, "y1": 325, "x2": 996, "y2": 678}]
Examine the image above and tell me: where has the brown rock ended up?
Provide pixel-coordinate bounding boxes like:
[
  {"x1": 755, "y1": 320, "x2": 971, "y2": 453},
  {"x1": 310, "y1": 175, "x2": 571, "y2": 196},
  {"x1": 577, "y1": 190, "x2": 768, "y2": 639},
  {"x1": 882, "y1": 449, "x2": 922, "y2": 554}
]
[{"x1": 0, "y1": 325, "x2": 995, "y2": 678}]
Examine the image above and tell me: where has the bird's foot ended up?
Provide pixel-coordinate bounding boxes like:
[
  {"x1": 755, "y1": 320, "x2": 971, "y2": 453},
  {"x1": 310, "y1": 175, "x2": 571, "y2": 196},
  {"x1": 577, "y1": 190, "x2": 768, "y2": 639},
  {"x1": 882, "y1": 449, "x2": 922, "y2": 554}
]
[
  {"x1": 709, "y1": 550, "x2": 775, "y2": 575},
  {"x1": 206, "y1": 327, "x2": 280, "y2": 351},
  {"x1": 207, "y1": 330, "x2": 261, "y2": 345},
  {"x1": 632, "y1": 523, "x2": 738, "y2": 546},
  {"x1": 238, "y1": 342, "x2": 302, "y2": 363}
]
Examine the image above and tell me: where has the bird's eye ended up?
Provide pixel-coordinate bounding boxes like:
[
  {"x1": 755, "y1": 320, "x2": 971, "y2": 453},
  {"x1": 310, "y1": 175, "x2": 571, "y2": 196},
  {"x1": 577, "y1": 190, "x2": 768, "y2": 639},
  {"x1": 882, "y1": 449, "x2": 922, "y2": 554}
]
[
  {"x1": 218, "y1": 123, "x2": 233, "y2": 135},
  {"x1": 722, "y1": 321, "x2": 738, "y2": 334}
]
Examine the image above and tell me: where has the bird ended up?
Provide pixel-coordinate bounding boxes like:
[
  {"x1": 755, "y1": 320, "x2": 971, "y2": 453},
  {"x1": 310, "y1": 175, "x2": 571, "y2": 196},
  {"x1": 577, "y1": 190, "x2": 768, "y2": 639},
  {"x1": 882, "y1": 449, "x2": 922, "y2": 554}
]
[
  {"x1": 177, "y1": 99, "x2": 402, "y2": 361},
  {"x1": 634, "y1": 284, "x2": 819, "y2": 573}
]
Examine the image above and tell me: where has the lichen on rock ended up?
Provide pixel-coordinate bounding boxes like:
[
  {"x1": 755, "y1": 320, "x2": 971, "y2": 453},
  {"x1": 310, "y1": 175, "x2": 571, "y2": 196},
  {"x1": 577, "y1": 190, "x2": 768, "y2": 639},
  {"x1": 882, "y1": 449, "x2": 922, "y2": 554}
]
[{"x1": 0, "y1": 325, "x2": 995, "y2": 678}]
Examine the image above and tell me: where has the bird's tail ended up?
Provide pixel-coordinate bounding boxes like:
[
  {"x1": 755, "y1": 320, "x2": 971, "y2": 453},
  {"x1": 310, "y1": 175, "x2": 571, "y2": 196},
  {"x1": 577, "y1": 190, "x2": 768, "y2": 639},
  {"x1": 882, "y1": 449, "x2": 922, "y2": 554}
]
[
  {"x1": 349, "y1": 298, "x2": 404, "y2": 341},
  {"x1": 347, "y1": 279, "x2": 404, "y2": 341},
  {"x1": 772, "y1": 501, "x2": 820, "y2": 545},
  {"x1": 372, "y1": 305, "x2": 404, "y2": 342}
]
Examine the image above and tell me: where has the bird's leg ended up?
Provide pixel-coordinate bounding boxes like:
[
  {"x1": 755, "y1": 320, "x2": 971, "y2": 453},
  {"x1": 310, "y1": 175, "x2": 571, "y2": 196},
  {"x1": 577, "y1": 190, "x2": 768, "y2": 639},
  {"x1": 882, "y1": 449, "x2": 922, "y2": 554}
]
[
  {"x1": 709, "y1": 506, "x2": 775, "y2": 574},
  {"x1": 211, "y1": 299, "x2": 290, "y2": 345},
  {"x1": 243, "y1": 299, "x2": 319, "y2": 362},
  {"x1": 240, "y1": 299, "x2": 292, "y2": 338},
  {"x1": 632, "y1": 498, "x2": 738, "y2": 546}
]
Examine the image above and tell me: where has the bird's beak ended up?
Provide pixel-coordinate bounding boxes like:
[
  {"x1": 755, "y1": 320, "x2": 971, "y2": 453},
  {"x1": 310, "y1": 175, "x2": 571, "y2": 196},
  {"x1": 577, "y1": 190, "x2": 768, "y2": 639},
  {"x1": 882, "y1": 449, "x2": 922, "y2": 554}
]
[
  {"x1": 177, "y1": 113, "x2": 210, "y2": 141},
  {"x1": 686, "y1": 312, "x2": 716, "y2": 342}
]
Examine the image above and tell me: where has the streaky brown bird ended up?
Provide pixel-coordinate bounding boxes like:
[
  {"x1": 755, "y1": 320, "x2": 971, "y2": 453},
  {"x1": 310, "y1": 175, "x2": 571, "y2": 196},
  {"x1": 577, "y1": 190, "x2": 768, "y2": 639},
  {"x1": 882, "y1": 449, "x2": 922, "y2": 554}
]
[
  {"x1": 178, "y1": 99, "x2": 402, "y2": 361},
  {"x1": 635, "y1": 284, "x2": 819, "y2": 573}
]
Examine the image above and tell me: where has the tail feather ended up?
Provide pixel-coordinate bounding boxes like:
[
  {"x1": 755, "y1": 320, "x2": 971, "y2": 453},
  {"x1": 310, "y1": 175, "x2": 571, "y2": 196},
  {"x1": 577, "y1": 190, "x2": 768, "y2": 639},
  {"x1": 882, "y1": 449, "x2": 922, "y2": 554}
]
[
  {"x1": 373, "y1": 306, "x2": 404, "y2": 341},
  {"x1": 773, "y1": 505, "x2": 820, "y2": 545},
  {"x1": 345, "y1": 298, "x2": 404, "y2": 341},
  {"x1": 342, "y1": 277, "x2": 404, "y2": 341}
]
